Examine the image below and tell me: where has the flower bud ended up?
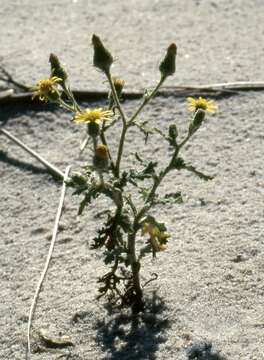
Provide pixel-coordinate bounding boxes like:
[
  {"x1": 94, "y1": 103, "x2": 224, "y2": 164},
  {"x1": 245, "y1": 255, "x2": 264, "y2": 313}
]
[
  {"x1": 92, "y1": 34, "x2": 113, "y2": 74},
  {"x1": 159, "y1": 43, "x2": 177, "y2": 78},
  {"x1": 189, "y1": 109, "x2": 206, "y2": 135},
  {"x1": 169, "y1": 124, "x2": 178, "y2": 139},
  {"x1": 113, "y1": 78, "x2": 125, "y2": 97},
  {"x1": 93, "y1": 144, "x2": 109, "y2": 171},
  {"x1": 49, "y1": 53, "x2": 68, "y2": 82}
]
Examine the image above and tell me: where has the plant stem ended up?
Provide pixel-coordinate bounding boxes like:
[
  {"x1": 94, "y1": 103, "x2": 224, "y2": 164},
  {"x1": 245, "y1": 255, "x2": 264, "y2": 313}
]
[
  {"x1": 62, "y1": 83, "x2": 81, "y2": 112},
  {"x1": 127, "y1": 231, "x2": 144, "y2": 311},
  {"x1": 58, "y1": 98, "x2": 76, "y2": 112},
  {"x1": 137, "y1": 145, "x2": 180, "y2": 222},
  {"x1": 106, "y1": 72, "x2": 127, "y2": 125},
  {"x1": 105, "y1": 72, "x2": 128, "y2": 177},
  {"x1": 115, "y1": 123, "x2": 127, "y2": 177},
  {"x1": 100, "y1": 120, "x2": 116, "y2": 173},
  {"x1": 128, "y1": 75, "x2": 165, "y2": 126}
]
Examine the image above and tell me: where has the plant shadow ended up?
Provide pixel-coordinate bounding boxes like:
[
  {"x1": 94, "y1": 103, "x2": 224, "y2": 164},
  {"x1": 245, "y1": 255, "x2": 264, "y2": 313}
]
[
  {"x1": 186, "y1": 341, "x2": 227, "y2": 360},
  {"x1": 0, "y1": 150, "x2": 61, "y2": 181},
  {"x1": 94, "y1": 291, "x2": 170, "y2": 360}
]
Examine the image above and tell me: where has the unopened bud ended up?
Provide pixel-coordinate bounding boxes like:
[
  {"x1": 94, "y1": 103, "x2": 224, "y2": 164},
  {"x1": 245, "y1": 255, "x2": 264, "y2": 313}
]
[
  {"x1": 169, "y1": 124, "x2": 178, "y2": 139},
  {"x1": 113, "y1": 78, "x2": 125, "y2": 97},
  {"x1": 92, "y1": 34, "x2": 113, "y2": 74},
  {"x1": 159, "y1": 43, "x2": 177, "y2": 78},
  {"x1": 49, "y1": 53, "x2": 68, "y2": 82}
]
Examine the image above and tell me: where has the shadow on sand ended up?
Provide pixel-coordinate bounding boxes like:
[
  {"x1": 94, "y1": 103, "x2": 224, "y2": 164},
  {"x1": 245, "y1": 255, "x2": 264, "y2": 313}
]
[{"x1": 94, "y1": 291, "x2": 170, "y2": 360}]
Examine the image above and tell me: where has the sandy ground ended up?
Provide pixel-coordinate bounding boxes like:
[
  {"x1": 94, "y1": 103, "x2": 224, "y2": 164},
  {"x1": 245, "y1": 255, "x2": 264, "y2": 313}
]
[{"x1": 1, "y1": 1, "x2": 264, "y2": 360}]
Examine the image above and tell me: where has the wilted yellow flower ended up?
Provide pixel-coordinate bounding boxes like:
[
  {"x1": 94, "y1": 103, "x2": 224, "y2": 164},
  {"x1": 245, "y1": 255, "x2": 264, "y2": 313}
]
[
  {"x1": 187, "y1": 97, "x2": 217, "y2": 113},
  {"x1": 95, "y1": 144, "x2": 108, "y2": 159},
  {"x1": 73, "y1": 108, "x2": 112, "y2": 124},
  {"x1": 93, "y1": 144, "x2": 109, "y2": 171},
  {"x1": 141, "y1": 222, "x2": 170, "y2": 253},
  {"x1": 32, "y1": 76, "x2": 62, "y2": 102},
  {"x1": 141, "y1": 222, "x2": 156, "y2": 237}
]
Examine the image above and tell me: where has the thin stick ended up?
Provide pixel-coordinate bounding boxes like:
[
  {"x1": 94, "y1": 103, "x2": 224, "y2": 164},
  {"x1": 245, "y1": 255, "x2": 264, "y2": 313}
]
[
  {"x1": 26, "y1": 165, "x2": 71, "y2": 360},
  {"x1": 168, "y1": 81, "x2": 264, "y2": 90},
  {"x1": 1, "y1": 80, "x2": 264, "y2": 104},
  {"x1": 0, "y1": 128, "x2": 64, "y2": 180}
]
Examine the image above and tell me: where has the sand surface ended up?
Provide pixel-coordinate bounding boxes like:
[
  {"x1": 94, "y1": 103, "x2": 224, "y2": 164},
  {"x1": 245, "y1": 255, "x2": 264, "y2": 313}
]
[{"x1": 1, "y1": 1, "x2": 264, "y2": 359}]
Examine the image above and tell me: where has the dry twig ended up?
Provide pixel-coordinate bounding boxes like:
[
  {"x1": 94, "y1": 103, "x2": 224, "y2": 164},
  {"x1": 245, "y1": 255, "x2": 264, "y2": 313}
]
[{"x1": 26, "y1": 165, "x2": 71, "y2": 360}]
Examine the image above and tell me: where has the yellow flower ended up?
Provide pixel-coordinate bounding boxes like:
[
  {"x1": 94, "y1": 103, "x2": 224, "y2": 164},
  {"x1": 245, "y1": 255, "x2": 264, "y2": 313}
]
[
  {"x1": 141, "y1": 222, "x2": 170, "y2": 253},
  {"x1": 187, "y1": 97, "x2": 217, "y2": 113},
  {"x1": 32, "y1": 76, "x2": 62, "y2": 102},
  {"x1": 113, "y1": 78, "x2": 125, "y2": 94},
  {"x1": 73, "y1": 108, "x2": 112, "y2": 124},
  {"x1": 141, "y1": 222, "x2": 156, "y2": 237}
]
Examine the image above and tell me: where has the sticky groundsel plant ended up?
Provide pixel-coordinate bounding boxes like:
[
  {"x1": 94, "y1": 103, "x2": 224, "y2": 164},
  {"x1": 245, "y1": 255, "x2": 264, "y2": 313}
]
[{"x1": 33, "y1": 34, "x2": 217, "y2": 313}]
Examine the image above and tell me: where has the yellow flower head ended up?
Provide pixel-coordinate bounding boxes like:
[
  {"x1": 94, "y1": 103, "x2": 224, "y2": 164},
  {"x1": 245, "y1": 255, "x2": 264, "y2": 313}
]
[
  {"x1": 141, "y1": 222, "x2": 169, "y2": 253},
  {"x1": 73, "y1": 108, "x2": 112, "y2": 124},
  {"x1": 113, "y1": 78, "x2": 125, "y2": 94},
  {"x1": 32, "y1": 76, "x2": 62, "y2": 102},
  {"x1": 187, "y1": 97, "x2": 217, "y2": 113},
  {"x1": 141, "y1": 222, "x2": 157, "y2": 237}
]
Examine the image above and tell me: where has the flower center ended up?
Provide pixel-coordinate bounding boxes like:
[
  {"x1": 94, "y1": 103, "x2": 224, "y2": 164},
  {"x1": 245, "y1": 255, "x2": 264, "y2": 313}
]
[
  {"x1": 195, "y1": 100, "x2": 207, "y2": 110},
  {"x1": 39, "y1": 80, "x2": 53, "y2": 92},
  {"x1": 85, "y1": 110, "x2": 101, "y2": 122}
]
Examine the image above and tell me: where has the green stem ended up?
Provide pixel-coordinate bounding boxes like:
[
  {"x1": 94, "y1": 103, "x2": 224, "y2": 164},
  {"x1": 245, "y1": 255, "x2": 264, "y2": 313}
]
[
  {"x1": 178, "y1": 133, "x2": 191, "y2": 149},
  {"x1": 128, "y1": 75, "x2": 165, "y2": 126},
  {"x1": 100, "y1": 120, "x2": 115, "y2": 173},
  {"x1": 106, "y1": 72, "x2": 128, "y2": 177},
  {"x1": 106, "y1": 72, "x2": 127, "y2": 125},
  {"x1": 58, "y1": 98, "x2": 76, "y2": 112},
  {"x1": 92, "y1": 136, "x2": 97, "y2": 152},
  {"x1": 62, "y1": 83, "x2": 81, "y2": 112},
  {"x1": 115, "y1": 123, "x2": 127, "y2": 177},
  {"x1": 136, "y1": 146, "x2": 180, "y2": 222}
]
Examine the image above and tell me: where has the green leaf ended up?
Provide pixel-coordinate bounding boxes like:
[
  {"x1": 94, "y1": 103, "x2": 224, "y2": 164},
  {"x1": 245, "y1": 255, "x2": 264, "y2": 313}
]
[
  {"x1": 171, "y1": 157, "x2": 213, "y2": 181},
  {"x1": 185, "y1": 165, "x2": 214, "y2": 181},
  {"x1": 154, "y1": 191, "x2": 183, "y2": 205},
  {"x1": 78, "y1": 186, "x2": 102, "y2": 215},
  {"x1": 171, "y1": 157, "x2": 186, "y2": 170},
  {"x1": 135, "y1": 152, "x2": 143, "y2": 163},
  {"x1": 128, "y1": 159, "x2": 158, "y2": 183}
]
